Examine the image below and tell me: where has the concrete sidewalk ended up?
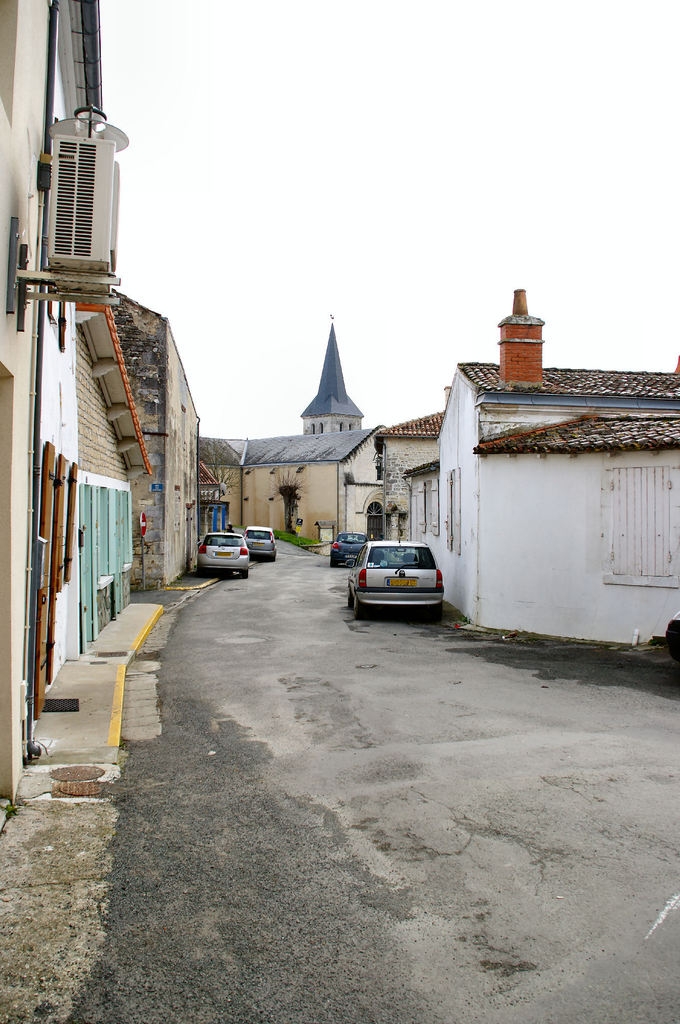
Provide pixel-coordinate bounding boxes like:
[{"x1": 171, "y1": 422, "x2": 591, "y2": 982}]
[{"x1": 11, "y1": 575, "x2": 213, "y2": 805}]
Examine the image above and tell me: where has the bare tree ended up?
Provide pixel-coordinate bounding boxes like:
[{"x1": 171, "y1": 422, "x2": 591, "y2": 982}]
[
  {"x1": 276, "y1": 470, "x2": 303, "y2": 533},
  {"x1": 199, "y1": 437, "x2": 240, "y2": 493}
]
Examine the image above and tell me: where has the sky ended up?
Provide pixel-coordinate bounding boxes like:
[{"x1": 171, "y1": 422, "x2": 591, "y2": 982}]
[{"x1": 98, "y1": 1, "x2": 680, "y2": 440}]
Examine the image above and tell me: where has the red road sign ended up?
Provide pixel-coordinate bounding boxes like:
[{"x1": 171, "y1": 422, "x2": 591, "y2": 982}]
[{"x1": 140, "y1": 512, "x2": 147, "y2": 537}]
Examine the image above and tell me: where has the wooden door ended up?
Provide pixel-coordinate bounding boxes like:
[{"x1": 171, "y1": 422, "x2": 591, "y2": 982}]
[{"x1": 34, "y1": 442, "x2": 55, "y2": 716}]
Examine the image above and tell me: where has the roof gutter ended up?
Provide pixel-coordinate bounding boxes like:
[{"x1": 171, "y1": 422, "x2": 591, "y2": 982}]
[{"x1": 476, "y1": 392, "x2": 680, "y2": 413}]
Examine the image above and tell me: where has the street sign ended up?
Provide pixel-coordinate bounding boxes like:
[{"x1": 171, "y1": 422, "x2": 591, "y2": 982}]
[{"x1": 140, "y1": 512, "x2": 147, "y2": 537}]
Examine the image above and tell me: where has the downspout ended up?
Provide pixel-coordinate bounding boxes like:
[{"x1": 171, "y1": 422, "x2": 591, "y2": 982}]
[
  {"x1": 382, "y1": 440, "x2": 387, "y2": 540},
  {"x1": 195, "y1": 416, "x2": 200, "y2": 543},
  {"x1": 24, "y1": 0, "x2": 60, "y2": 761},
  {"x1": 240, "y1": 439, "x2": 249, "y2": 527}
]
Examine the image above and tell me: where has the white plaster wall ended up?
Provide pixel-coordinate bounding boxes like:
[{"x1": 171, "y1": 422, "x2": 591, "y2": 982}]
[
  {"x1": 476, "y1": 451, "x2": 680, "y2": 643},
  {"x1": 435, "y1": 374, "x2": 482, "y2": 620},
  {"x1": 0, "y1": 0, "x2": 49, "y2": 797}
]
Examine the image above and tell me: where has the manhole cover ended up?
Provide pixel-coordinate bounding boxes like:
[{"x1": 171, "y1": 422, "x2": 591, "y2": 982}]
[
  {"x1": 52, "y1": 780, "x2": 104, "y2": 798},
  {"x1": 51, "y1": 766, "x2": 105, "y2": 782}
]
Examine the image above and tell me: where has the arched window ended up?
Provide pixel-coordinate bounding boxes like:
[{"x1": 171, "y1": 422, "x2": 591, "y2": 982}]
[
  {"x1": 320, "y1": 422, "x2": 324, "y2": 434},
  {"x1": 366, "y1": 501, "x2": 383, "y2": 540},
  {"x1": 311, "y1": 424, "x2": 315, "y2": 434}
]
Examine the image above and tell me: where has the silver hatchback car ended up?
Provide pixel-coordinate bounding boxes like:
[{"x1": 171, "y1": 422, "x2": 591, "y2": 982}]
[
  {"x1": 243, "y1": 526, "x2": 277, "y2": 561},
  {"x1": 197, "y1": 532, "x2": 250, "y2": 578},
  {"x1": 347, "y1": 540, "x2": 443, "y2": 621}
]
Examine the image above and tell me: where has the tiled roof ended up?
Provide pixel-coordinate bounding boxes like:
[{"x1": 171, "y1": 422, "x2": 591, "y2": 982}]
[
  {"x1": 377, "y1": 412, "x2": 444, "y2": 438},
  {"x1": 199, "y1": 461, "x2": 218, "y2": 485},
  {"x1": 474, "y1": 415, "x2": 680, "y2": 455},
  {"x1": 242, "y1": 428, "x2": 377, "y2": 466},
  {"x1": 460, "y1": 363, "x2": 680, "y2": 399},
  {"x1": 405, "y1": 459, "x2": 440, "y2": 477},
  {"x1": 199, "y1": 437, "x2": 243, "y2": 466}
]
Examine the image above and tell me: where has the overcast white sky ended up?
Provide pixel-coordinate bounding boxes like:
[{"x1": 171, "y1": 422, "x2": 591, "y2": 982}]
[{"x1": 99, "y1": 1, "x2": 680, "y2": 440}]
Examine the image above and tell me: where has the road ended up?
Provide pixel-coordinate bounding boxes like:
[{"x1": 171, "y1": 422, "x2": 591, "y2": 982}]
[{"x1": 65, "y1": 543, "x2": 680, "y2": 1021}]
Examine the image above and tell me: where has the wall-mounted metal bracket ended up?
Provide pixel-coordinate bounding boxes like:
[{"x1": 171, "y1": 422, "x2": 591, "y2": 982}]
[
  {"x1": 5, "y1": 217, "x2": 19, "y2": 316},
  {"x1": 6, "y1": 218, "x2": 30, "y2": 329},
  {"x1": 15, "y1": 267, "x2": 121, "y2": 307}
]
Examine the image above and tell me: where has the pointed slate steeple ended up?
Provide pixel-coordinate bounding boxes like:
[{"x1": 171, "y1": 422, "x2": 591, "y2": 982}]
[{"x1": 302, "y1": 323, "x2": 363, "y2": 435}]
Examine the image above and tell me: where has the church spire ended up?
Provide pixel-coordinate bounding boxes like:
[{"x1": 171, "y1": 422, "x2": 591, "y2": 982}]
[{"x1": 301, "y1": 323, "x2": 363, "y2": 435}]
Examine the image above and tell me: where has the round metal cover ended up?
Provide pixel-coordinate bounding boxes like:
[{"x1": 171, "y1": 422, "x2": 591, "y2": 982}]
[
  {"x1": 50, "y1": 766, "x2": 105, "y2": 782},
  {"x1": 52, "y1": 780, "x2": 104, "y2": 798}
]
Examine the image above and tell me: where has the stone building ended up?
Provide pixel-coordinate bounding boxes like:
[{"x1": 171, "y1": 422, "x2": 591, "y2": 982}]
[
  {"x1": 75, "y1": 306, "x2": 150, "y2": 642},
  {"x1": 373, "y1": 412, "x2": 443, "y2": 539},
  {"x1": 113, "y1": 295, "x2": 199, "y2": 586}
]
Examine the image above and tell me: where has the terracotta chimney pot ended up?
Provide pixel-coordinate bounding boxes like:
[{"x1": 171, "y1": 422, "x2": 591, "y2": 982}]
[{"x1": 512, "y1": 289, "x2": 528, "y2": 316}]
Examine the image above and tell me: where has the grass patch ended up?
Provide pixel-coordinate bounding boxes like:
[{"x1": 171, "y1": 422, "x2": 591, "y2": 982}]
[{"x1": 274, "y1": 530, "x2": 317, "y2": 548}]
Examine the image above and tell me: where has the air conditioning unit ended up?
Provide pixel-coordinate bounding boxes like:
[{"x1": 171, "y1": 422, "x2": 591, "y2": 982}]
[{"x1": 48, "y1": 134, "x2": 118, "y2": 273}]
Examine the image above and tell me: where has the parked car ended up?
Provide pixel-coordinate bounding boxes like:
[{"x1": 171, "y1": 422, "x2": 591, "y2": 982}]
[
  {"x1": 197, "y1": 532, "x2": 250, "y2": 578},
  {"x1": 666, "y1": 612, "x2": 680, "y2": 660},
  {"x1": 330, "y1": 531, "x2": 368, "y2": 567},
  {"x1": 347, "y1": 540, "x2": 443, "y2": 621},
  {"x1": 244, "y1": 526, "x2": 277, "y2": 561}
]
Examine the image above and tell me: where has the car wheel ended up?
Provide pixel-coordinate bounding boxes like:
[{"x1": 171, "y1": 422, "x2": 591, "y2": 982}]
[
  {"x1": 353, "y1": 592, "x2": 365, "y2": 620},
  {"x1": 428, "y1": 604, "x2": 443, "y2": 623},
  {"x1": 241, "y1": 569, "x2": 249, "y2": 579},
  {"x1": 347, "y1": 586, "x2": 353, "y2": 608}
]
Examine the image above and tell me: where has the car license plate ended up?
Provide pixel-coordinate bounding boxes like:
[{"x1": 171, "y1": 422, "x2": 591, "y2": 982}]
[
  {"x1": 216, "y1": 551, "x2": 233, "y2": 558},
  {"x1": 386, "y1": 578, "x2": 416, "y2": 587},
  {"x1": 252, "y1": 541, "x2": 264, "y2": 547}
]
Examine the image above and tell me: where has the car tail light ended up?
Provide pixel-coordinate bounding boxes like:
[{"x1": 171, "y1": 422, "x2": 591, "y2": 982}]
[
  {"x1": 358, "y1": 568, "x2": 367, "y2": 588},
  {"x1": 240, "y1": 546, "x2": 249, "y2": 556},
  {"x1": 198, "y1": 544, "x2": 207, "y2": 554},
  {"x1": 331, "y1": 542, "x2": 340, "y2": 550},
  {"x1": 436, "y1": 569, "x2": 443, "y2": 589}
]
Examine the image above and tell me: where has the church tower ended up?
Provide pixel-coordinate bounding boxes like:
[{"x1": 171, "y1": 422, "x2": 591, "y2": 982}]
[{"x1": 301, "y1": 323, "x2": 364, "y2": 435}]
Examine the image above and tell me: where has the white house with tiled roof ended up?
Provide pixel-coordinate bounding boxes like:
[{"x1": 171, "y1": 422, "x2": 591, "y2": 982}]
[{"x1": 431, "y1": 289, "x2": 680, "y2": 643}]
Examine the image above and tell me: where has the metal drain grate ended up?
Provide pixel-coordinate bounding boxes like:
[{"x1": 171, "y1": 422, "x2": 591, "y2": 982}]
[{"x1": 43, "y1": 698, "x2": 80, "y2": 713}]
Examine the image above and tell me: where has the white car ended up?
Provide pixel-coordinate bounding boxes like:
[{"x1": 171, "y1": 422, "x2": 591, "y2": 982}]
[
  {"x1": 347, "y1": 540, "x2": 443, "y2": 621},
  {"x1": 197, "y1": 532, "x2": 250, "y2": 578}
]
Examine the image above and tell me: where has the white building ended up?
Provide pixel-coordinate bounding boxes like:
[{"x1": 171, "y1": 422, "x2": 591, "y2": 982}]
[
  {"x1": 0, "y1": 2, "x2": 148, "y2": 798},
  {"x1": 430, "y1": 289, "x2": 680, "y2": 644}
]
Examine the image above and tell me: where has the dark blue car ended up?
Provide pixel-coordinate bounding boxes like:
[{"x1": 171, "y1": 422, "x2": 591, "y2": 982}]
[{"x1": 330, "y1": 532, "x2": 368, "y2": 568}]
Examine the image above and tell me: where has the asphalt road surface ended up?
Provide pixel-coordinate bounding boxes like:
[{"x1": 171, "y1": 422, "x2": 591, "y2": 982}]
[{"x1": 67, "y1": 541, "x2": 680, "y2": 1024}]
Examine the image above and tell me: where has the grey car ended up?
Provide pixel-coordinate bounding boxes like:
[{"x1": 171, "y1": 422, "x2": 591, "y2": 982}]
[
  {"x1": 197, "y1": 532, "x2": 250, "y2": 578},
  {"x1": 244, "y1": 526, "x2": 277, "y2": 561},
  {"x1": 347, "y1": 540, "x2": 443, "y2": 621}
]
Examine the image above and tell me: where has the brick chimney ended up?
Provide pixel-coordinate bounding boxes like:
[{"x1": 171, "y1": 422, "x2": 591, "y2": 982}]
[{"x1": 498, "y1": 289, "x2": 545, "y2": 387}]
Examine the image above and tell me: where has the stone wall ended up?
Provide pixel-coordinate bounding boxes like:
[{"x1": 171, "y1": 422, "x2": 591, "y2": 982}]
[
  {"x1": 115, "y1": 296, "x2": 198, "y2": 588},
  {"x1": 383, "y1": 436, "x2": 439, "y2": 539},
  {"x1": 76, "y1": 330, "x2": 128, "y2": 480}
]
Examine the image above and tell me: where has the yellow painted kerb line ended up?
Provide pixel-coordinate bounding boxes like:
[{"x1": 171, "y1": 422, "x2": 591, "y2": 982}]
[
  {"x1": 107, "y1": 606, "x2": 164, "y2": 747},
  {"x1": 108, "y1": 665, "x2": 126, "y2": 747}
]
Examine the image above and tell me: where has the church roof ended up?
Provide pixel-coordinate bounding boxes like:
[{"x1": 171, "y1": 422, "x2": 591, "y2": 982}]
[
  {"x1": 301, "y1": 323, "x2": 363, "y2": 419},
  {"x1": 242, "y1": 428, "x2": 376, "y2": 466}
]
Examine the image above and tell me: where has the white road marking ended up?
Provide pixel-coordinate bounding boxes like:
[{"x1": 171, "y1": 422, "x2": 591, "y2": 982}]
[{"x1": 645, "y1": 892, "x2": 680, "y2": 940}]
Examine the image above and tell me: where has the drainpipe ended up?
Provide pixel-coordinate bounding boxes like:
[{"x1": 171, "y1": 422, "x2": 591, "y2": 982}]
[
  {"x1": 24, "y1": 0, "x2": 60, "y2": 761},
  {"x1": 195, "y1": 415, "x2": 201, "y2": 543}
]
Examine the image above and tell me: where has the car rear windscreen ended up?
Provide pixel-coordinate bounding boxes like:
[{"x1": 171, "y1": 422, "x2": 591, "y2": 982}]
[{"x1": 367, "y1": 546, "x2": 436, "y2": 569}]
